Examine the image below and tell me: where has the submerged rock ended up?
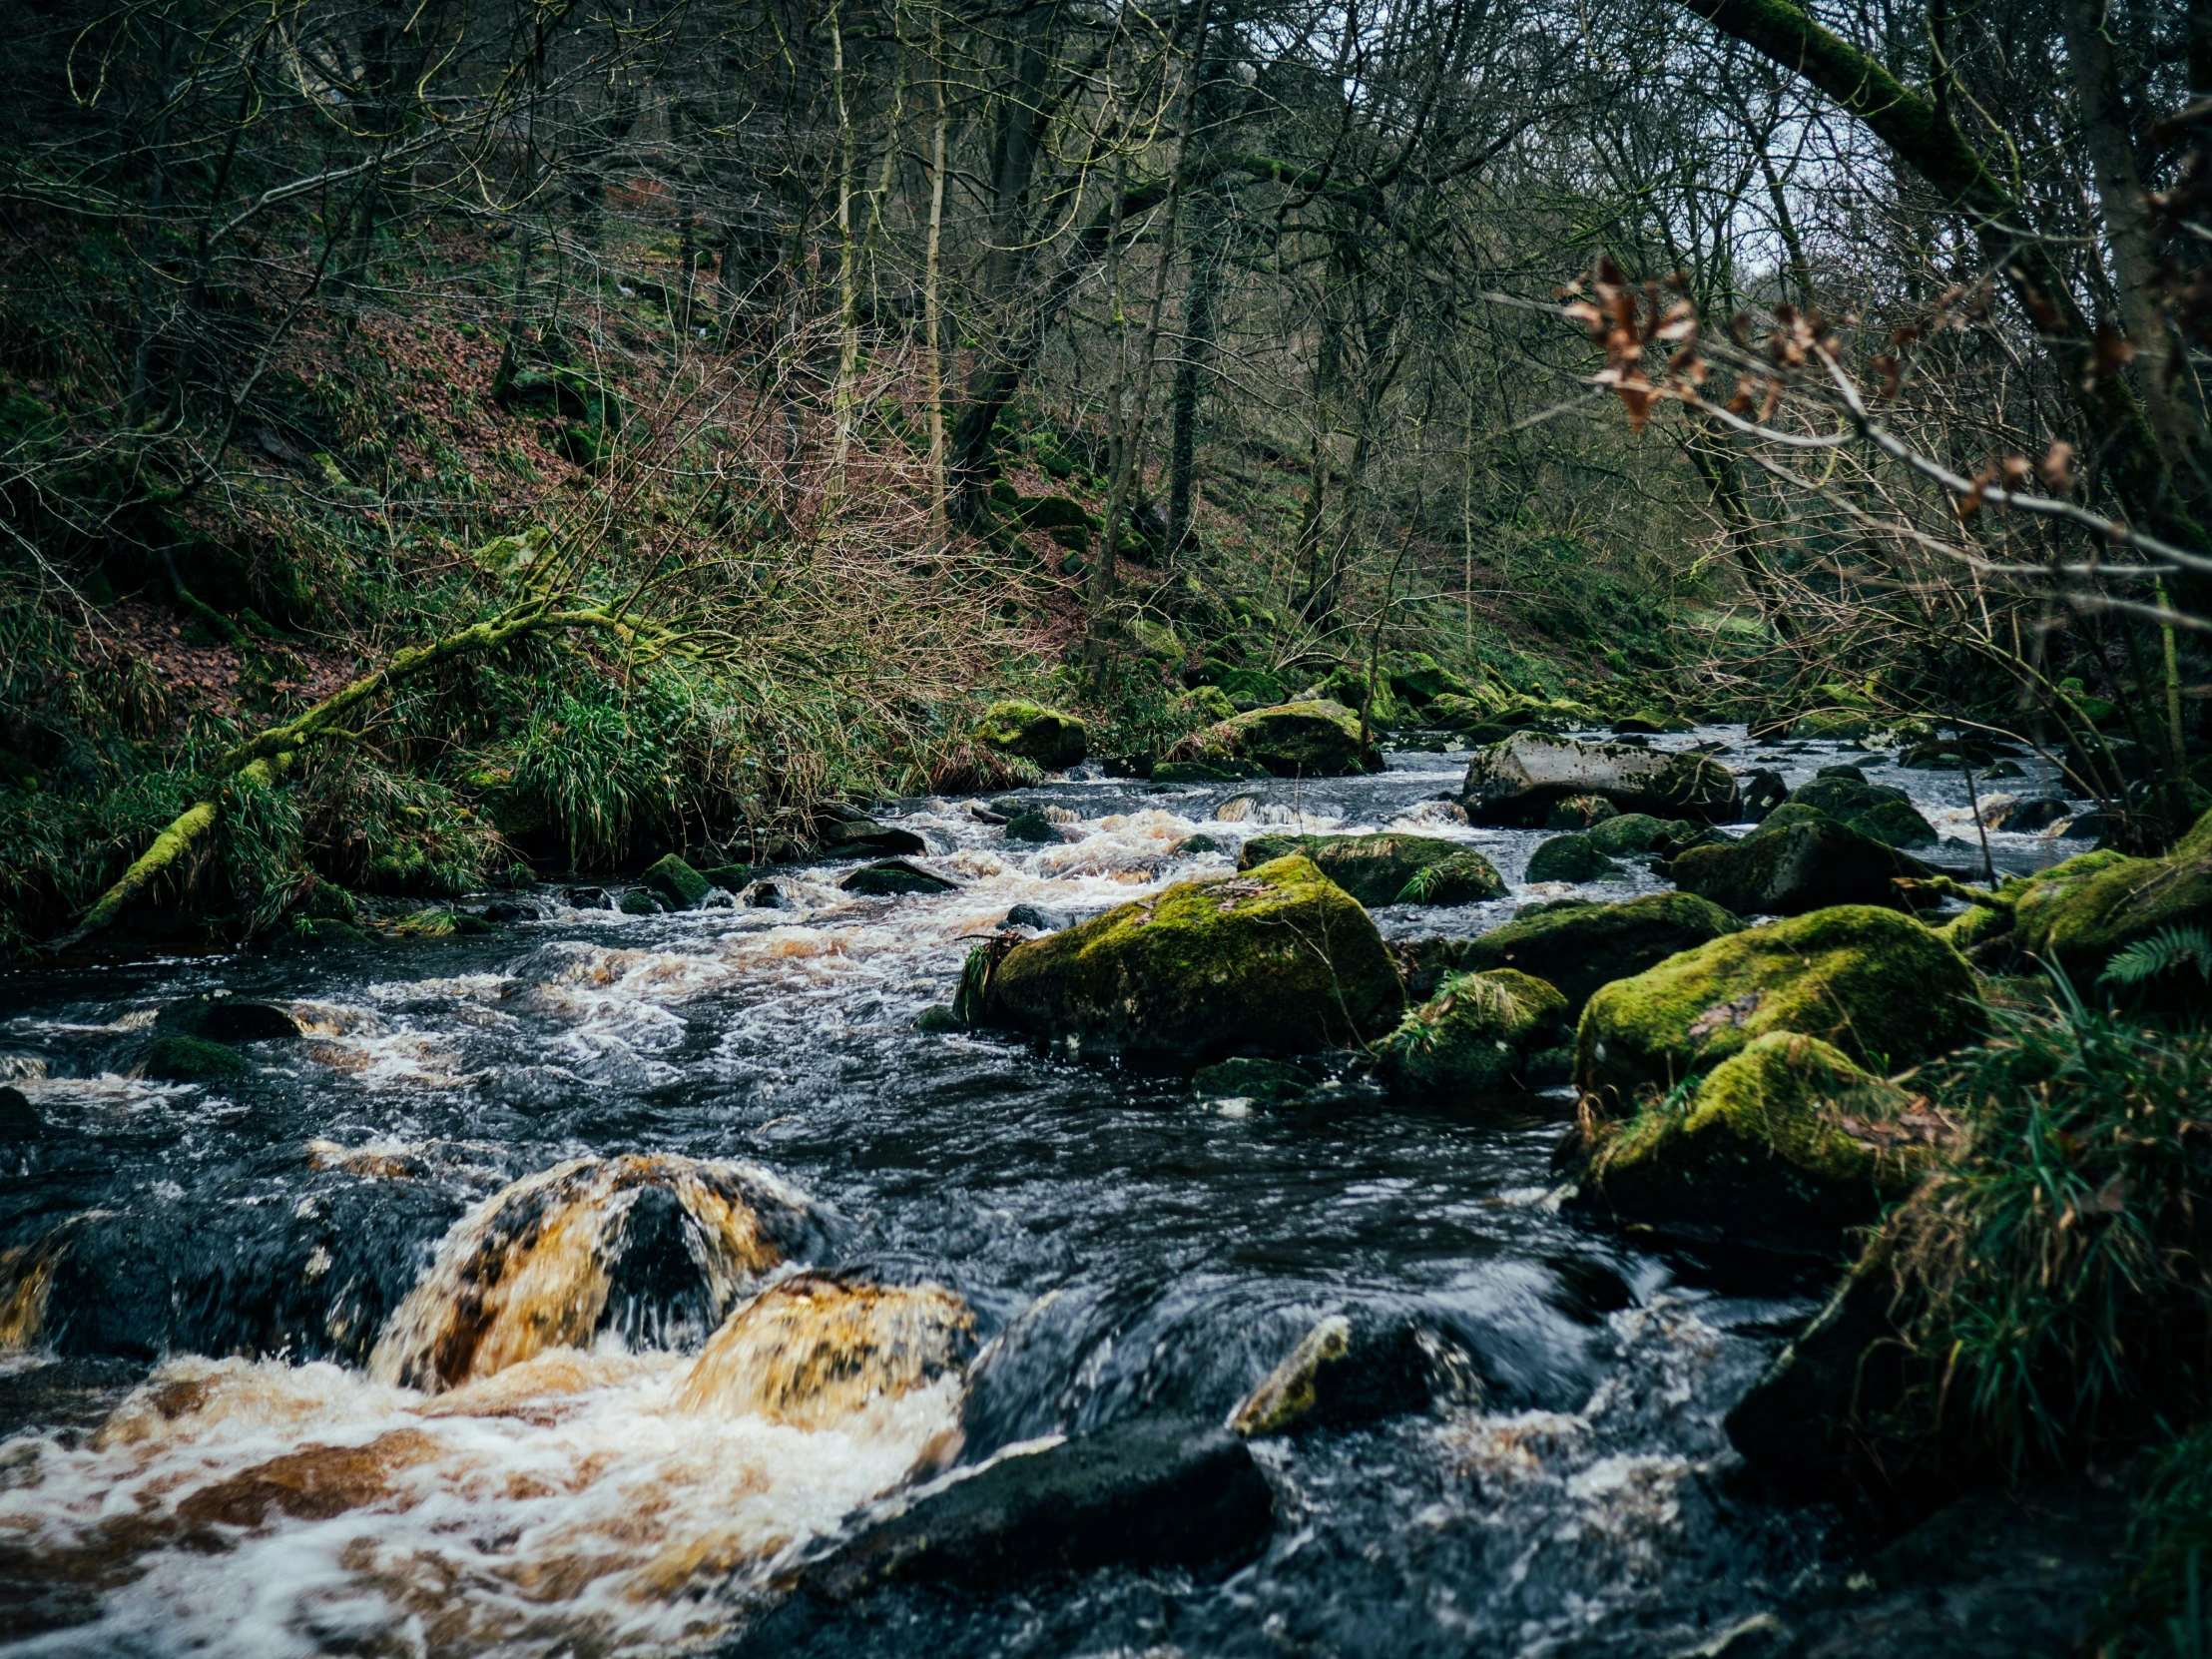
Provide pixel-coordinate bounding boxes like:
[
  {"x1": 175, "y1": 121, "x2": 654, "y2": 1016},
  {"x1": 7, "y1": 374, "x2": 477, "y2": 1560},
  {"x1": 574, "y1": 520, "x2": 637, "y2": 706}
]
[
  {"x1": 784, "y1": 1415, "x2": 1273, "y2": 1602},
  {"x1": 818, "y1": 818, "x2": 929, "y2": 858},
  {"x1": 1004, "y1": 902, "x2": 1072, "y2": 932},
  {"x1": 1524, "y1": 832, "x2": 1620, "y2": 883},
  {"x1": 1544, "y1": 793, "x2": 1621, "y2": 830},
  {"x1": 1229, "y1": 1314, "x2": 1435, "y2": 1436},
  {"x1": 1405, "y1": 891, "x2": 1742, "y2": 1016},
  {"x1": 156, "y1": 996, "x2": 300, "y2": 1043},
  {"x1": 1574, "y1": 904, "x2": 1980, "y2": 1110},
  {"x1": 987, "y1": 854, "x2": 1404, "y2": 1058},
  {"x1": 1379, "y1": 968, "x2": 1568, "y2": 1093},
  {"x1": 838, "y1": 858, "x2": 961, "y2": 896},
  {"x1": 641, "y1": 853, "x2": 712, "y2": 910},
  {"x1": 1192, "y1": 1056, "x2": 1318, "y2": 1104},
  {"x1": 1672, "y1": 820, "x2": 1934, "y2": 916},
  {"x1": 0, "y1": 1086, "x2": 42, "y2": 1139},
  {"x1": 1574, "y1": 1032, "x2": 1935, "y2": 1252},
  {"x1": 1235, "y1": 831, "x2": 1503, "y2": 906},
  {"x1": 1165, "y1": 699, "x2": 1383, "y2": 778},
  {"x1": 1460, "y1": 734, "x2": 1740, "y2": 826},
  {"x1": 1001, "y1": 811, "x2": 1064, "y2": 843},
  {"x1": 146, "y1": 1033, "x2": 250, "y2": 1083},
  {"x1": 973, "y1": 700, "x2": 1088, "y2": 770}
]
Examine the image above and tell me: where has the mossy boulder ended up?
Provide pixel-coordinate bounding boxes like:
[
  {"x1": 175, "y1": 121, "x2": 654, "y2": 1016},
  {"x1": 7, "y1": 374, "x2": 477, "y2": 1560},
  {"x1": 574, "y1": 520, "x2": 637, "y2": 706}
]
[
  {"x1": 2176, "y1": 806, "x2": 2212, "y2": 859},
  {"x1": 641, "y1": 853, "x2": 712, "y2": 910},
  {"x1": 1379, "y1": 968, "x2": 1568, "y2": 1093},
  {"x1": 1318, "y1": 665, "x2": 1399, "y2": 726},
  {"x1": 2011, "y1": 850, "x2": 2212, "y2": 980},
  {"x1": 1672, "y1": 820, "x2": 1934, "y2": 916},
  {"x1": 1179, "y1": 685, "x2": 1239, "y2": 725},
  {"x1": 1166, "y1": 700, "x2": 1383, "y2": 778},
  {"x1": 1784, "y1": 776, "x2": 1936, "y2": 848},
  {"x1": 987, "y1": 854, "x2": 1403, "y2": 1057},
  {"x1": 458, "y1": 763, "x2": 549, "y2": 839},
  {"x1": 147, "y1": 1033, "x2": 250, "y2": 1083},
  {"x1": 839, "y1": 858, "x2": 961, "y2": 896},
  {"x1": 1396, "y1": 850, "x2": 1510, "y2": 905},
  {"x1": 1386, "y1": 653, "x2": 1474, "y2": 708},
  {"x1": 1236, "y1": 832, "x2": 1502, "y2": 906},
  {"x1": 1410, "y1": 891, "x2": 1743, "y2": 1016},
  {"x1": 1574, "y1": 904, "x2": 1980, "y2": 1109},
  {"x1": 1460, "y1": 733, "x2": 1740, "y2": 826},
  {"x1": 1525, "y1": 833, "x2": 1621, "y2": 883},
  {"x1": 618, "y1": 888, "x2": 663, "y2": 915},
  {"x1": 974, "y1": 700, "x2": 1088, "y2": 770},
  {"x1": 1791, "y1": 710, "x2": 1875, "y2": 739},
  {"x1": 1585, "y1": 813, "x2": 1670, "y2": 856},
  {"x1": 1576, "y1": 1032, "x2": 1935, "y2": 1251}
]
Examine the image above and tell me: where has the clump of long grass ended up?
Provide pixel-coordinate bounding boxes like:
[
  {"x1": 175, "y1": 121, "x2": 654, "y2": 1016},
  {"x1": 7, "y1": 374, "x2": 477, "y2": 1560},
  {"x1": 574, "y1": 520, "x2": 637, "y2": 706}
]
[
  {"x1": 2095, "y1": 1423, "x2": 2212, "y2": 1657},
  {"x1": 510, "y1": 686, "x2": 679, "y2": 867},
  {"x1": 1888, "y1": 985, "x2": 2212, "y2": 1469},
  {"x1": 294, "y1": 755, "x2": 507, "y2": 897}
]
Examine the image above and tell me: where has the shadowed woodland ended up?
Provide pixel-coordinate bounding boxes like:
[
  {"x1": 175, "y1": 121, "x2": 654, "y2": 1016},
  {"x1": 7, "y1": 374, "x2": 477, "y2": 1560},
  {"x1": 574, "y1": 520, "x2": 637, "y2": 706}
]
[{"x1": 4, "y1": 0, "x2": 2212, "y2": 1643}]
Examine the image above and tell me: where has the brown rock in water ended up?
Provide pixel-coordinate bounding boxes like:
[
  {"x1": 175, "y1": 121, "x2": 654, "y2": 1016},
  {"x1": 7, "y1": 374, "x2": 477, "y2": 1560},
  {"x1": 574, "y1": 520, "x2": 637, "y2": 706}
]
[{"x1": 1459, "y1": 734, "x2": 1740, "y2": 827}]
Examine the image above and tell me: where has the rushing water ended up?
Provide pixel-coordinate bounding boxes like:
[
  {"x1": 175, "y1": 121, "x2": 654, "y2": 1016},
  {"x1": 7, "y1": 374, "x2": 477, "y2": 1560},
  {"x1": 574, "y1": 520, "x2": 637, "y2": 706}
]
[{"x1": 0, "y1": 727, "x2": 2083, "y2": 1657}]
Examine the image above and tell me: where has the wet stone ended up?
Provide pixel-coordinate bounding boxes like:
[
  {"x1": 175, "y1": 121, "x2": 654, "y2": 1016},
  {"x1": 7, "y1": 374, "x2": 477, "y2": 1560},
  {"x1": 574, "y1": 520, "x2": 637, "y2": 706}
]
[
  {"x1": 567, "y1": 884, "x2": 612, "y2": 909},
  {"x1": 157, "y1": 996, "x2": 300, "y2": 1043},
  {"x1": 839, "y1": 859, "x2": 961, "y2": 896},
  {"x1": 145, "y1": 1033, "x2": 250, "y2": 1083}
]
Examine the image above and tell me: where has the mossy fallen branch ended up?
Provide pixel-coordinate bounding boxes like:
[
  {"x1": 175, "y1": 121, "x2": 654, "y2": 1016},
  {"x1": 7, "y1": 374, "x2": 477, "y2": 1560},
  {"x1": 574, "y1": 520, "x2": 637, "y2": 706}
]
[
  {"x1": 1895, "y1": 873, "x2": 2016, "y2": 911},
  {"x1": 50, "y1": 549, "x2": 682, "y2": 951}
]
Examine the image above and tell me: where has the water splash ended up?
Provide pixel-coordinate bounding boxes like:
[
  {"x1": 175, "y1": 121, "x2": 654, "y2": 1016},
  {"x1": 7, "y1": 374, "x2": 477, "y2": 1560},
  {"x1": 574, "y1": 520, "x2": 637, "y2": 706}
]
[{"x1": 367, "y1": 1155, "x2": 827, "y2": 1391}]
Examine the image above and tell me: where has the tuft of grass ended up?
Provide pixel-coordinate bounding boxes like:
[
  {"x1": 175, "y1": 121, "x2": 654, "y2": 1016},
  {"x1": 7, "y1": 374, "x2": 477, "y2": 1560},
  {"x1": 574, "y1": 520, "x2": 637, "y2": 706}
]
[
  {"x1": 510, "y1": 687, "x2": 677, "y2": 867},
  {"x1": 2096, "y1": 1424, "x2": 2212, "y2": 1658},
  {"x1": 294, "y1": 756, "x2": 506, "y2": 899},
  {"x1": 1888, "y1": 985, "x2": 2212, "y2": 1469}
]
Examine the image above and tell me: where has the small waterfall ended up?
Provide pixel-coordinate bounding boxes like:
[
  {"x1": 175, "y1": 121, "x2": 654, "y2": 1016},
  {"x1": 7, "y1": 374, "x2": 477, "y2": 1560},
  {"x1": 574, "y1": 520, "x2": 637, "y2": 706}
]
[
  {"x1": 674, "y1": 1273, "x2": 976, "y2": 1429},
  {"x1": 368, "y1": 1155, "x2": 827, "y2": 1391}
]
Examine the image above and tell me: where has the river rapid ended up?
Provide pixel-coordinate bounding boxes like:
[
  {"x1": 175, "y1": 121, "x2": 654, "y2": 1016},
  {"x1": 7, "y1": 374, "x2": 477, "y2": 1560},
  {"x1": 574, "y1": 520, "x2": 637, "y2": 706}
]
[{"x1": 0, "y1": 727, "x2": 2082, "y2": 1658}]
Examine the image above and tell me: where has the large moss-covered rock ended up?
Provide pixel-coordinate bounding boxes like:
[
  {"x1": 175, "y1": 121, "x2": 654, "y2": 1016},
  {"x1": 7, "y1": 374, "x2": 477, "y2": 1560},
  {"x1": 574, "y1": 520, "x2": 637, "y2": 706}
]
[
  {"x1": 1575, "y1": 1032, "x2": 1934, "y2": 1251},
  {"x1": 1785, "y1": 776, "x2": 1937, "y2": 848},
  {"x1": 1379, "y1": 968, "x2": 1567, "y2": 1092},
  {"x1": 2011, "y1": 849, "x2": 2212, "y2": 980},
  {"x1": 1236, "y1": 832, "x2": 1503, "y2": 906},
  {"x1": 1575, "y1": 904, "x2": 1980, "y2": 1108},
  {"x1": 1167, "y1": 700, "x2": 1383, "y2": 777},
  {"x1": 1672, "y1": 820, "x2": 1933, "y2": 916},
  {"x1": 1386, "y1": 653, "x2": 1474, "y2": 708},
  {"x1": 1460, "y1": 733, "x2": 1740, "y2": 826},
  {"x1": 1586, "y1": 813, "x2": 1669, "y2": 855},
  {"x1": 1408, "y1": 891, "x2": 1742, "y2": 1016},
  {"x1": 973, "y1": 700, "x2": 1088, "y2": 770},
  {"x1": 1525, "y1": 832, "x2": 1620, "y2": 883},
  {"x1": 2178, "y1": 806, "x2": 2212, "y2": 859},
  {"x1": 987, "y1": 854, "x2": 1404, "y2": 1057},
  {"x1": 641, "y1": 853, "x2": 712, "y2": 910}
]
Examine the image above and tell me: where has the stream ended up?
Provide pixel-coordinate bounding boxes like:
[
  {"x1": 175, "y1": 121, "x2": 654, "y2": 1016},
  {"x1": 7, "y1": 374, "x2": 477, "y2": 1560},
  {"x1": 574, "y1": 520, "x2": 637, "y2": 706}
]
[{"x1": 0, "y1": 727, "x2": 2082, "y2": 1658}]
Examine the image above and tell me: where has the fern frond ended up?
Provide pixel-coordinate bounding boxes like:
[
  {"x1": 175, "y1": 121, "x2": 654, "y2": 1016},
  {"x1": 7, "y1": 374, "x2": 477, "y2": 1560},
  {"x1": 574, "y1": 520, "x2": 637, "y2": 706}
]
[{"x1": 2100, "y1": 925, "x2": 2212, "y2": 987}]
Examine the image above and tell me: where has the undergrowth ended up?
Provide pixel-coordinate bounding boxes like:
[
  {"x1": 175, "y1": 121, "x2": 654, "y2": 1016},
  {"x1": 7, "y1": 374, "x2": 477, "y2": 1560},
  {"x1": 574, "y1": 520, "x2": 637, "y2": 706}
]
[{"x1": 1889, "y1": 987, "x2": 2212, "y2": 1470}]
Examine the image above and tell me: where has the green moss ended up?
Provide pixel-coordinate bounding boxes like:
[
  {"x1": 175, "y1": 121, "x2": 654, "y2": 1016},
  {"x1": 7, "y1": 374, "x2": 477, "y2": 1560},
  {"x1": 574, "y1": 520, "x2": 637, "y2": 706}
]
[
  {"x1": 2012, "y1": 852, "x2": 2212, "y2": 981},
  {"x1": 1238, "y1": 831, "x2": 1498, "y2": 906},
  {"x1": 1429, "y1": 891, "x2": 1741, "y2": 1016},
  {"x1": 1169, "y1": 700, "x2": 1382, "y2": 778},
  {"x1": 1380, "y1": 967, "x2": 1568, "y2": 1092},
  {"x1": 1580, "y1": 1032, "x2": 1930, "y2": 1248},
  {"x1": 2177, "y1": 807, "x2": 2212, "y2": 860},
  {"x1": 1575, "y1": 903, "x2": 1981, "y2": 1107},
  {"x1": 1586, "y1": 813, "x2": 1669, "y2": 855},
  {"x1": 1525, "y1": 833, "x2": 1621, "y2": 883},
  {"x1": 1192, "y1": 1056, "x2": 1318, "y2": 1103},
  {"x1": 913, "y1": 1003, "x2": 966, "y2": 1033},
  {"x1": 618, "y1": 888, "x2": 662, "y2": 915},
  {"x1": 1180, "y1": 685, "x2": 1239, "y2": 725},
  {"x1": 147, "y1": 1033, "x2": 249, "y2": 1083},
  {"x1": 973, "y1": 700, "x2": 1088, "y2": 770},
  {"x1": 1672, "y1": 820, "x2": 1932, "y2": 916},
  {"x1": 642, "y1": 853, "x2": 711, "y2": 910},
  {"x1": 1749, "y1": 802, "x2": 1834, "y2": 837},
  {"x1": 1544, "y1": 794, "x2": 1621, "y2": 831},
  {"x1": 1936, "y1": 902, "x2": 2012, "y2": 955},
  {"x1": 988, "y1": 853, "x2": 1404, "y2": 1057},
  {"x1": 1386, "y1": 654, "x2": 1474, "y2": 707},
  {"x1": 1152, "y1": 759, "x2": 1255, "y2": 784}
]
